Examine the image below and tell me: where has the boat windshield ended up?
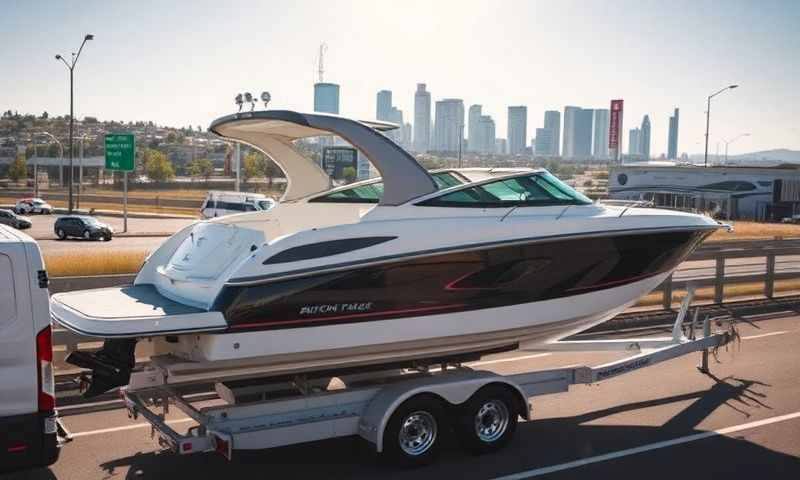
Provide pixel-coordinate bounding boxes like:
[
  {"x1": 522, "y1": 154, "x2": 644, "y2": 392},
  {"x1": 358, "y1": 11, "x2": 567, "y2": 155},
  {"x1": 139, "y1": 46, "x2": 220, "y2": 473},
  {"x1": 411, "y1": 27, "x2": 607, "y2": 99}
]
[
  {"x1": 417, "y1": 172, "x2": 593, "y2": 208},
  {"x1": 309, "y1": 171, "x2": 465, "y2": 204}
]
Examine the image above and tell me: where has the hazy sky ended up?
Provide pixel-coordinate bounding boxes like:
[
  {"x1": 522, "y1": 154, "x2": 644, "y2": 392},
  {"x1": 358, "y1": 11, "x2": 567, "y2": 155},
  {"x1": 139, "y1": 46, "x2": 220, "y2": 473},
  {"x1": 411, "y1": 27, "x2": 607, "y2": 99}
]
[{"x1": 2, "y1": 0, "x2": 798, "y2": 156}]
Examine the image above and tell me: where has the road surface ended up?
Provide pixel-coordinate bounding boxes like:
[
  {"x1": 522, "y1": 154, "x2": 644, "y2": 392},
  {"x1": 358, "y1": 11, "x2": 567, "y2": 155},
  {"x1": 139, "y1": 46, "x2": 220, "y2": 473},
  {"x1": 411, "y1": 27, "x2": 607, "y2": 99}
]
[{"x1": 8, "y1": 313, "x2": 800, "y2": 479}]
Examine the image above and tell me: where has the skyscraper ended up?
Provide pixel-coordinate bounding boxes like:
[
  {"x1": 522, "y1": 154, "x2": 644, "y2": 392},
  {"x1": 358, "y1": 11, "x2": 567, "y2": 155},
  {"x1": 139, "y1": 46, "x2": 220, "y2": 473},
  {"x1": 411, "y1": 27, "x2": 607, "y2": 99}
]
[
  {"x1": 640, "y1": 115, "x2": 651, "y2": 160},
  {"x1": 477, "y1": 115, "x2": 496, "y2": 154},
  {"x1": 468, "y1": 105, "x2": 482, "y2": 152},
  {"x1": 563, "y1": 106, "x2": 593, "y2": 159},
  {"x1": 593, "y1": 109, "x2": 610, "y2": 159},
  {"x1": 433, "y1": 99, "x2": 464, "y2": 152},
  {"x1": 628, "y1": 128, "x2": 641, "y2": 156},
  {"x1": 667, "y1": 108, "x2": 679, "y2": 159},
  {"x1": 534, "y1": 127, "x2": 554, "y2": 156},
  {"x1": 376, "y1": 90, "x2": 392, "y2": 120},
  {"x1": 544, "y1": 110, "x2": 561, "y2": 156},
  {"x1": 507, "y1": 106, "x2": 527, "y2": 155},
  {"x1": 313, "y1": 83, "x2": 340, "y2": 114},
  {"x1": 413, "y1": 84, "x2": 431, "y2": 152}
]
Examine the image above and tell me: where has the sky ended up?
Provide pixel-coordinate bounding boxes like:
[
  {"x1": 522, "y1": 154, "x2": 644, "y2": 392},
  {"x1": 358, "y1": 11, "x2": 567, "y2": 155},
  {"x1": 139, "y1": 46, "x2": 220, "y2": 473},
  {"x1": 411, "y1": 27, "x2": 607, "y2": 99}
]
[{"x1": 1, "y1": 0, "x2": 799, "y2": 156}]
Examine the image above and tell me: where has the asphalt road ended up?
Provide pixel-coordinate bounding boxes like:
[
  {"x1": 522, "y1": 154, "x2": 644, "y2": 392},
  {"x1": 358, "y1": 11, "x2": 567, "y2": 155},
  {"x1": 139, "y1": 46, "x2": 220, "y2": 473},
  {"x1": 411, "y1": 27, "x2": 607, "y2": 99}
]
[{"x1": 7, "y1": 313, "x2": 799, "y2": 479}]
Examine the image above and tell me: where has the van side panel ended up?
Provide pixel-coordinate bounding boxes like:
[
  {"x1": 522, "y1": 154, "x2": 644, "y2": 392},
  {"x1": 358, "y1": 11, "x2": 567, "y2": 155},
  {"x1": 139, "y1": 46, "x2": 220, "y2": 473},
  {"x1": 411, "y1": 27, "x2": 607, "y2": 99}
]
[{"x1": 0, "y1": 246, "x2": 36, "y2": 416}]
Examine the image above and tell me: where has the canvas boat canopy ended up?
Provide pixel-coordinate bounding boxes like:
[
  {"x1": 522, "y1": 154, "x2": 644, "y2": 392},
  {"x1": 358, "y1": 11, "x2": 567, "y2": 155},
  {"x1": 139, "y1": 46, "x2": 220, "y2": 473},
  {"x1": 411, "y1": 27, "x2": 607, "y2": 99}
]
[{"x1": 209, "y1": 111, "x2": 438, "y2": 205}]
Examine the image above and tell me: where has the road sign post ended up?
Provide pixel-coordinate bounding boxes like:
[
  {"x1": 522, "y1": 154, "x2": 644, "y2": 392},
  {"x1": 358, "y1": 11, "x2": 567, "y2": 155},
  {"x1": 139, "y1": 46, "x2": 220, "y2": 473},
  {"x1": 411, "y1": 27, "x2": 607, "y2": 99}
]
[{"x1": 105, "y1": 134, "x2": 135, "y2": 232}]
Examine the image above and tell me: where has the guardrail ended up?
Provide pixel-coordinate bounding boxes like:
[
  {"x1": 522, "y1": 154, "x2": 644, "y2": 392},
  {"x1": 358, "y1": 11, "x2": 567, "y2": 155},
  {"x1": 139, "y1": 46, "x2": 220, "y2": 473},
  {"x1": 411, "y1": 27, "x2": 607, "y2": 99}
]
[{"x1": 50, "y1": 238, "x2": 800, "y2": 372}]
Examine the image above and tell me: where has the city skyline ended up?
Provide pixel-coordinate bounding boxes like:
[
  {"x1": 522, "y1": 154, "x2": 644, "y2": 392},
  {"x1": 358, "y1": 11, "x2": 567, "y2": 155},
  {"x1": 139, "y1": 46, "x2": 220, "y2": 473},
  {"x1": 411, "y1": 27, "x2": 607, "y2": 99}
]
[{"x1": 2, "y1": 0, "x2": 798, "y2": 156}]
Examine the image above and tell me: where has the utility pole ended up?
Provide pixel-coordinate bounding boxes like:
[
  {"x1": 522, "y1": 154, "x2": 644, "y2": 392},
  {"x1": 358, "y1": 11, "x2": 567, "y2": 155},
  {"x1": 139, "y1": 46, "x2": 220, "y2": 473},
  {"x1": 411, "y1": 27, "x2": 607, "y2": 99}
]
[{"x1": 703, "y1": 84, "x2": 738, "y2": 168}]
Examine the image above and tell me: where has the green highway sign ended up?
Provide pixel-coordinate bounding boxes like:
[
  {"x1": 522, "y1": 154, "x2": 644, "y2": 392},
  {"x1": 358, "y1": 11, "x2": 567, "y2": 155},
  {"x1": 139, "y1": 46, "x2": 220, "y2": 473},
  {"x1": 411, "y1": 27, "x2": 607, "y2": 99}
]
[{"x1": 105, "y1": 134, "x2": 135, "y2": 171}]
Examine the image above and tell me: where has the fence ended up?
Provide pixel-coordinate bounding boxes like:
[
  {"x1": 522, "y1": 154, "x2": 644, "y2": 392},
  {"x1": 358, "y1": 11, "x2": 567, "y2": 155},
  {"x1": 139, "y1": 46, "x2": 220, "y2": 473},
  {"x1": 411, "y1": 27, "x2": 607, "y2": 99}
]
[{"x1": 50, "y1": 238, "x2": 800, "y2": 371}]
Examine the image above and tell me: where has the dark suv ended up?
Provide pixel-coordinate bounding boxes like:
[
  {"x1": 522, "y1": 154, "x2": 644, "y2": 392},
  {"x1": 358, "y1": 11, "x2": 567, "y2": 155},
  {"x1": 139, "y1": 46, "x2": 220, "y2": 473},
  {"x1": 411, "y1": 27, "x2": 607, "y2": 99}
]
[
  {"x1": 54, "y1": 216, "x2": 114, "y2": 241},
  {"x1": 0, "y1": 209, "x2": 31, "y2": 230}
]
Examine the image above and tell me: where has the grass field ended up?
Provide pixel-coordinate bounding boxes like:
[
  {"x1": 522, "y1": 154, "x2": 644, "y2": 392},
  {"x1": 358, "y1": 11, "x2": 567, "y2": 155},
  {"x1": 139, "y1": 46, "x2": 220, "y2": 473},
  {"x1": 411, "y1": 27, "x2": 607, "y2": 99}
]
[{"x1": 44, "y1": 250, "x2": 148, "y2": 277}]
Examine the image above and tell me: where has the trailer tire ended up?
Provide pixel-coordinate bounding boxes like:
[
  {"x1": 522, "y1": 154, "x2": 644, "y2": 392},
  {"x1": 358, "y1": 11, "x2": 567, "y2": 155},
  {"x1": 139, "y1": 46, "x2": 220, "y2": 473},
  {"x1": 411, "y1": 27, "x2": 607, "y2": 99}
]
[
  {"x1": 382, "y1": 394, "x2": 446, "y2": 467},
  {"x1": 455, "y1": 385, "x2": 519, "y2": 455}
]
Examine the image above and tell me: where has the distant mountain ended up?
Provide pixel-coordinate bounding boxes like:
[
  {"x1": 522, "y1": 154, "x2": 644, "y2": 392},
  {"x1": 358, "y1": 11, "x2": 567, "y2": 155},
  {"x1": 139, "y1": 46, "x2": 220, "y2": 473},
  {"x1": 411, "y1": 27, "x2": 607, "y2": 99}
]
[{"x1": 689, "y1": 149, "x2": 800, "y2": 165}]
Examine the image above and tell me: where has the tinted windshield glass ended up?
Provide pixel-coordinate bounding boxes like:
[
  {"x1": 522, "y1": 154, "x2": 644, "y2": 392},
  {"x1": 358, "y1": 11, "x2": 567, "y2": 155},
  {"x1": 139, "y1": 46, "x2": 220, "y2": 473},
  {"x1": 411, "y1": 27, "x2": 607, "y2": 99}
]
[
  {"x1": 81, "y1": 217, "x2": 101, "y2": 225},
  {"x1": 258, "y1": 200, "x2": 273, "y2": 210},
  {"x1": 311, "y1": 171, "x2": 464, "y2": 204},
  {"x1": 418, "y1": 173, "x2": 592, "y2": 208}
]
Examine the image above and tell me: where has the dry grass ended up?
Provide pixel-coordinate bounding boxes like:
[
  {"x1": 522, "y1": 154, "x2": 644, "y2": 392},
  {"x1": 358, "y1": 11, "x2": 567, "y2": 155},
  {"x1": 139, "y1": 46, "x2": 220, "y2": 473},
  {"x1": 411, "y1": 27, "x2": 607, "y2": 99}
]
[
  {"x1": 709, "y1": 221, "x2": 800, "y2": 242},
  {"x1": 44, "y1": 250, "x2": 148, "y2": 277}
]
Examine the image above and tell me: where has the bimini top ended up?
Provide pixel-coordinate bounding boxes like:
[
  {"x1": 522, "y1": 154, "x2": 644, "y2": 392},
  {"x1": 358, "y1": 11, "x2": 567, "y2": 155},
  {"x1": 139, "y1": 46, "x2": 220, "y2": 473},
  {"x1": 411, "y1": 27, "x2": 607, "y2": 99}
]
[{"x1": 209, "y1": 110, "x2": 438, "y2": 205}]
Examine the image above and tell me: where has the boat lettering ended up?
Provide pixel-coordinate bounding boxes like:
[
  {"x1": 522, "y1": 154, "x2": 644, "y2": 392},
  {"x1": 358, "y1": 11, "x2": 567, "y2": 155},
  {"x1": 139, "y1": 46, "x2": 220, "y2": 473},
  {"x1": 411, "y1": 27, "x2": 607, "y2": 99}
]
[{"x1": 299, "y1": 302, "x2": 374, "y2": 316}]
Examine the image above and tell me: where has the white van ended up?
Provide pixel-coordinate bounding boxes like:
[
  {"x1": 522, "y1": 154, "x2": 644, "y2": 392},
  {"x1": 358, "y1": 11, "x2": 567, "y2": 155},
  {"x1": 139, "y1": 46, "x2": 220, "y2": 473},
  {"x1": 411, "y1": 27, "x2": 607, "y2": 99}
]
[
  {"x1": 199, "y1": 190, "x2": 275, "y2": 219},
  {"x1": 0, "y1": 224, "x2": 61, "y2": 472}
]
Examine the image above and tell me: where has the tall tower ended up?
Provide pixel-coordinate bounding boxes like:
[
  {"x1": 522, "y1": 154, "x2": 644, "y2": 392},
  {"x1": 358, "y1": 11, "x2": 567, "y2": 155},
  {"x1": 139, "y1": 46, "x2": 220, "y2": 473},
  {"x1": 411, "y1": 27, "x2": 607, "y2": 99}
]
[
  {"x1": 313, "y1": 43, "x2": 339, "y2": 114},
  {"x1": 413, "y1": 84, "x2": 431, "y2": 152},
  {"x1": 640, "y1": 115, "x2": 651, "y2": 160},
  {"x1": 544, "y1": 110, "x2": 561, "y2": 156},
  {"x1": 507, "y1": 106, "x2": 528, "y2": 155},
  {"x1": 433, "y1": 99, "x2": 464, "y2": 152},
  {"x1": 468, "y1": 105, "x2": 482, "y2": 152},
  {"x1": 667, "y1": 108, "x2": 679, "y2": 159},
  {"x1": 376, "y1": 90, "x2": 392, "y2": 120},
  {"x1": 592, "y1": 109, "x2": 610, "y2": 159}
]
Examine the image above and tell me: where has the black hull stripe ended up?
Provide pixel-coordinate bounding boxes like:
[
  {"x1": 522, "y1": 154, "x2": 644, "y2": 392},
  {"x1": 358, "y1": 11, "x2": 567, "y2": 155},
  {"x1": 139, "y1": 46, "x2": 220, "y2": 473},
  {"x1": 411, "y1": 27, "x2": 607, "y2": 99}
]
[{"x1": 227, "y1": 225, "x2": 717, "y2": 286}]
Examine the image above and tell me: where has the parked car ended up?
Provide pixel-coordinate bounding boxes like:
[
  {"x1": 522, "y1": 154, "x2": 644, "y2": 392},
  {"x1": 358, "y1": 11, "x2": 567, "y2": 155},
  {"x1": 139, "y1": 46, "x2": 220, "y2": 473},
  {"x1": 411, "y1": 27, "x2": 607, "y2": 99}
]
[
  {"x1": 0, "y1": 224, "x2": 62, "y2": 472},
  {"x1": 15, "y1": 198, "x2": 53, "y2": 215},
  {"x1": 0, "y1": 209, "x2": 31, "y2": 230},
  {"x1": 200, "y1": 190, "x2": 275, "y2": 218},
  {"x1": 54, "y1": 216, "x2": 114, "y2": 241}
]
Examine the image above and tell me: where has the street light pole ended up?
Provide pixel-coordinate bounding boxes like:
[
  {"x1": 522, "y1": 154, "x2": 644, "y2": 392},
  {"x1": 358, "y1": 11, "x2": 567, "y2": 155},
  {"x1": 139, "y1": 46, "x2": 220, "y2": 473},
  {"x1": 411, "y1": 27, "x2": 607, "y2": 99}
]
[
  {"x1": 724, "y1": 133, "x2": 751, "y2": 163},
  {"x1": 55, "y1": 34, "x2": 93, "y2": 214},
  {"x1": 704, "y1": 84, "x2": 738, "y2": 168},
  {"x1": 41, "y1": 132, "x2": 63, "y2": 187}
]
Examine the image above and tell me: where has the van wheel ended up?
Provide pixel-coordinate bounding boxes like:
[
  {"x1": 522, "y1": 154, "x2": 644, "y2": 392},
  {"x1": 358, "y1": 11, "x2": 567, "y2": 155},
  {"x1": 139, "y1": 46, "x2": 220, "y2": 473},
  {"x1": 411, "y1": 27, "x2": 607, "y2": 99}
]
[
  {"x1": 57, "y1": 229, "x2": 66, "y2": 240},
  {"x1": 382, "y1": 395, "x2": 446, "y2": 467},
  {"x1": 455, "y1": 386, "x2": 519, "y2": 455}
]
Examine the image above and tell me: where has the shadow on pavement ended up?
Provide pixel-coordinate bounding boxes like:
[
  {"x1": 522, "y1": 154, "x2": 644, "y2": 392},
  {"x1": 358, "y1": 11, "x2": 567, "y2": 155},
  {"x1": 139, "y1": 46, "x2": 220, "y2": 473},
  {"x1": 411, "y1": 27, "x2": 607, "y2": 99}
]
[{"x1": 86, "y1": 375, "x2": 800, "y2": 480}]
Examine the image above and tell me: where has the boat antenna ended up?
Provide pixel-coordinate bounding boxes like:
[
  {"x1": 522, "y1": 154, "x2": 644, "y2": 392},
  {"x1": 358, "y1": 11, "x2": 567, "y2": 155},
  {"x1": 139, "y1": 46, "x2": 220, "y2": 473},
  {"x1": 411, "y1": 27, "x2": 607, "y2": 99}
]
[{"x1": 317, "y1": 42, "x2": 327, "y2": 83}]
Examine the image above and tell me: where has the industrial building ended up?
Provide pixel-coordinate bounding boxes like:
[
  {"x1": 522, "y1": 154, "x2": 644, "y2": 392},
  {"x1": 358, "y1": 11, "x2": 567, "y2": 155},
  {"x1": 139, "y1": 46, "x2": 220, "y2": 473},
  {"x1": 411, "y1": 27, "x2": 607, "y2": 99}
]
[{"x1": 609, "y1": 163, "x2": 800, "y2": 221}]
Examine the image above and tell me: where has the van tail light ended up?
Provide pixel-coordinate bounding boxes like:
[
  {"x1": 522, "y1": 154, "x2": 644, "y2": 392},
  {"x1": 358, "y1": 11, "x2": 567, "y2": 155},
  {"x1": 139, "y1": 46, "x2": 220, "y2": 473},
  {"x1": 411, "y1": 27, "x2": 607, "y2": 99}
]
[{"x1": 36, "y1": 326, "x2": 56, "y2": 412}]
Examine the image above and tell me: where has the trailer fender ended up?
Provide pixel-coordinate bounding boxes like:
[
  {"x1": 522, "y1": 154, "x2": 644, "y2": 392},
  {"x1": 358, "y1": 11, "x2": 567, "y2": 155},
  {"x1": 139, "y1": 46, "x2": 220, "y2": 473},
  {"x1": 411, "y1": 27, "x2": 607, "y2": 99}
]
[{"x1": 357, "y1": 370, "x2": 529, "y2": 452}]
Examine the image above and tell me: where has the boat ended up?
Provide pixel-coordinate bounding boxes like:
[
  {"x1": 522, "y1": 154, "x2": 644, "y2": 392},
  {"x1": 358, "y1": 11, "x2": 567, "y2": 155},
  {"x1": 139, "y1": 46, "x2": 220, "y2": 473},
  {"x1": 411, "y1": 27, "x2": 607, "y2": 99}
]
[{"x1": 50, "y1": 110, "x2": 722, "y2": 396}]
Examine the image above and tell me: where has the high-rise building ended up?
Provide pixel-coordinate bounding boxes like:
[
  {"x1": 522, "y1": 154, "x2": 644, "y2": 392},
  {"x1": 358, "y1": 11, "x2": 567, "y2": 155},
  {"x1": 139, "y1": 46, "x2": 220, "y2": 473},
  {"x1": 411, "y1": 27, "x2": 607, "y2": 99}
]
[
  {"x1": 401, "y1": 122, "x2": 413, "y2": 149},
  {"x1": 563, "y1": 106, "x2": 593, "y2": 159},
  {"x1": 314, "y1": 83, "x2": 340, "y2": 114},
  {"x1": 507, "y1": 106, "x2": 527, "y2": 155},
  {"x1": 593, "y1": 109, "x2": 610, "y2": 159},
  {"x1": 534, "y1": 128, "x2": 555, "y2": 156},
  {"x1": 628, "y1": 128, "x2": 641, "y2": 156},
  {"x1": 477, "y1": 115, "x2": 496, "y2": 154},
  {"x1": 495, "y1": 138, "x2": 507, "y2": 155},
  {"x1": 413, "y1": 84, "x2": 431, "y2": 152},
  {"x1": 468, "y1": 105, "x2": 482, "y2": 152},
  {"x1": 433, "y1": 99, "x2": 464, "y2": 152},
  {"x1": 640, "y1": 115, "x2": 651, "y2": 160},
  {"x1": 544, "y1": 110, "x2": 561, "y2": 156},
  {"x1": 376, "y1": 90, "x2": 392, "y2": 121},
  {"x1": 667, "y1": 108, "x2": 679, "y2": 159}
]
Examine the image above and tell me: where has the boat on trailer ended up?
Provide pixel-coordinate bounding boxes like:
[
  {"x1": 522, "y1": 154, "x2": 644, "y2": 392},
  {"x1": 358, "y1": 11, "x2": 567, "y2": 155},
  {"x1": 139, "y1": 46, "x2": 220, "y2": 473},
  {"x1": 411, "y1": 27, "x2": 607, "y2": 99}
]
[{"x1": 50, "y1": 109, "x2": 723, "y2": 397}]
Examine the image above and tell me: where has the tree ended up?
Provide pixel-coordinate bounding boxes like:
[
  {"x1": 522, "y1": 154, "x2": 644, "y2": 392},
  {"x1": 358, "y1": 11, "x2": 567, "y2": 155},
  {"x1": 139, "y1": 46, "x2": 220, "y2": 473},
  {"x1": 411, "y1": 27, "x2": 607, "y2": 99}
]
[
  {"x1": 41, "y1": 111, "x2": 49, "y2": 119},
  {"x1": 342, "y1": 166, "x2": 357, "y2": 183},
  {"x1": 144, "y1": 149, "x2": 175, "y2": 183},
  {"x1": 187, "y1": 158, "x2": 214, "y2": 182},
  {"x1": 7, "y1": 154, "x2": 27, "y2": 183},
  {"x1": 242, "y1": 151, "x2": 266, "y2": 183},
  {"x1": 166, "y1": 131, "x2": 177, "y2": 144}
]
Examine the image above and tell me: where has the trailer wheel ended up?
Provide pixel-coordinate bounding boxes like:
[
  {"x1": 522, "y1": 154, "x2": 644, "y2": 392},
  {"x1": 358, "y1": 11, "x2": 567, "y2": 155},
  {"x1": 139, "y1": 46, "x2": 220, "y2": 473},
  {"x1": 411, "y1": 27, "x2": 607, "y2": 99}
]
[
  {"x1": 455, "y1": 385, "x2": 519, "y2": 455},
  {"x1": 382, "y1": 395, "x2": 445, "y2": 467}
]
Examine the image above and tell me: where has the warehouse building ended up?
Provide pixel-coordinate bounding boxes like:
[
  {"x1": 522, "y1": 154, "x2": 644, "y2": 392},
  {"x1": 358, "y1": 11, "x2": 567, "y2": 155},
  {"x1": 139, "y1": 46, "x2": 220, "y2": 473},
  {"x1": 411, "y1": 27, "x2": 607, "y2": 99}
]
[{"x1": 608, "y1": 163, "x2": 800, "y2": 221}]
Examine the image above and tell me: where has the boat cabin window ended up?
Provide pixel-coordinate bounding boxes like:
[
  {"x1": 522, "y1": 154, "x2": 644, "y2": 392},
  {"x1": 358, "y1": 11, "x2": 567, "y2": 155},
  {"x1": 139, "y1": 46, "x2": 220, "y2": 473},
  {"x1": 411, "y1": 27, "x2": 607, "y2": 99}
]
[
  {"x1": 417, "y1": 172, "x2": 592, "y2": 208},
  {"x1": 309, "y1": 171, "x2": 466, "y2": 204}
]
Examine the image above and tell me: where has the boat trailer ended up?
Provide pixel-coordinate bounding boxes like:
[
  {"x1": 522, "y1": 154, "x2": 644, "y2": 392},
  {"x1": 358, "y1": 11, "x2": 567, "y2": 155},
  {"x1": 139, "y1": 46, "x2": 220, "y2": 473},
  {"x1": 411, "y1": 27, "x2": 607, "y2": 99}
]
[{"x1": 121, "y1": 288, "x2": 738, "y2": 465}]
